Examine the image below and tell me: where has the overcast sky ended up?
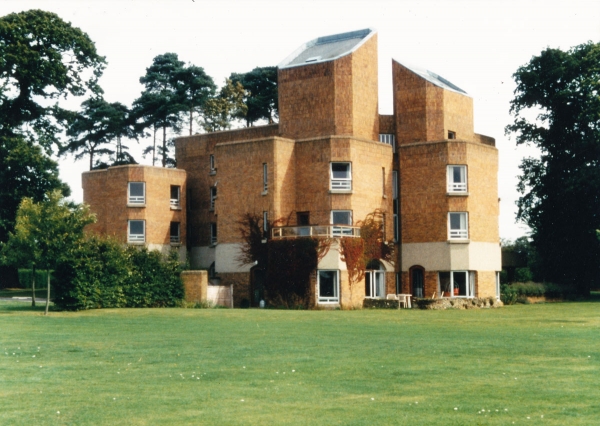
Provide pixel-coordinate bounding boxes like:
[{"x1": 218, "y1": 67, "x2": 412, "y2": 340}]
[{"x1": 2, "y1": 0, "x2": 599, "y2": 240}]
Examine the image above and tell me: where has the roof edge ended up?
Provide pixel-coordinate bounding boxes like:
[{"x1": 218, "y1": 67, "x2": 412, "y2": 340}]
[
  {"x1": 278, "y1": 28, "x2": 377, "y2": 70},
  {"x1": 392, "y1": 59, "x2": 470, "y2": 97}
]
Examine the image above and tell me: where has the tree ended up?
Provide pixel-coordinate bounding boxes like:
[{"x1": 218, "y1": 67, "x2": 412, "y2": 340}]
[
  {"x1": 174, "y1": 65, "x2": 216, "y2": 135},
  {"x1": 0, "y1": 190, "x2": 95, "y2": 314},
  {"x1": 200, "y1": 79, "x2": 248, "y2": 132},
  {"x1": 62, "y1": 97, "x2": 137, "y2": 170},
  {"x1": 506, "y1": 42, "x2": 600, "y2": 295},
  {"x1": 230, "y1": 66, "x2": 278, "y2": 126},
  {"x1": 0, "y1": 9, "x2": 106, "y2": 151},
  {"x1": 133, "y1": 53, "x2": 186, "y2": 167}
]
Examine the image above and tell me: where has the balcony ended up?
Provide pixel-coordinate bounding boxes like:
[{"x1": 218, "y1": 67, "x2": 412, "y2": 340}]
[{"x1": 271, "y1": 225, "x2": 360, "y2": 239}]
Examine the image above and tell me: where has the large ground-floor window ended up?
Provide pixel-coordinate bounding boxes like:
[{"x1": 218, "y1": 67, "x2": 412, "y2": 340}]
[
  {"x1": 365, "y1": 270, "x2": 385, "y2": 298},
  {"x1": 438, "y1": 271, "x2": 474, "y2": 298},
  {"x1": 318, "y1": 270, "x2": 339, "y2": 304}
]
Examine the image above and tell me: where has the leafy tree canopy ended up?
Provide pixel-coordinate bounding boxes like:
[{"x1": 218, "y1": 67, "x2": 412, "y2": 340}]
[
  {"x1": 230, "y1": 66, "x2": 278, "y2": 126},
  {"x1": 62, "y1": 97, "x2": 137, "y2": 170},
  {"x1": 506, "y1": 41, "x2": 600, "y2": 294},
  {"x1": 0, "y1": 9, "x2": 106, "y2": 150},
  {"x1": 200, "y1": 79, "x2": 248, "y2": 132}
]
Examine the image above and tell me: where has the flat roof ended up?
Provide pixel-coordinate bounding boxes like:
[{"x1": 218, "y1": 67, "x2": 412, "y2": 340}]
[{"x1": 279, "y1": 28, "x2": 375, "y2": 69}]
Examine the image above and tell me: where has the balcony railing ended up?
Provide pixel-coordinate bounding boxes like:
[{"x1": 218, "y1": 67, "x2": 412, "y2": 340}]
[
  {"x1": 448, "y1": 182, "x2": 467, "y2": 192},
  {"x1": 170, "y1": 235, "x2": 180, "y2": 244},
  {"x1": 271, "y1": 225, "x2": 360, "y2": 239},
  {"x1": 128, "y1": 234, "x2": 145, "y2": 242},
  {"x1": 170, "y1": 198, "x2": 180, "y2": 208},
  {"x1": 330, "y1": 179, "x2": 351, "y2": 190},
  {"x1": 128, "y1": 196, "x2": 145, "y2": 204},
  {"x1": 449, "y1": 229, "x2": 468, "y2": 239}
]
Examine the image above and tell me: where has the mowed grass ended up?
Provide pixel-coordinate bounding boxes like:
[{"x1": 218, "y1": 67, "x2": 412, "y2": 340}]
[{"x1": 1, "y1": 302, "x2": 599, "y2": 425}]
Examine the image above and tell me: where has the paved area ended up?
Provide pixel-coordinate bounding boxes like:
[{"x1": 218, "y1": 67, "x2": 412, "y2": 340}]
[{"x1": 0, "y1": 297, "x2": 47, "y2": 303}]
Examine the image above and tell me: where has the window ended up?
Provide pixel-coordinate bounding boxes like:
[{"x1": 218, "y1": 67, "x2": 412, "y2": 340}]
[
  {"x1": 128, "y1": 220, "x2": 145, "y2": 242},
  {"x1": 170, "y1": 185, "x2": 180, "y2": 208},
  {"x1": 379, "y1": 134, "x2": 396, "y2": 153},
  {"x1": 318, "y1": 270, "x2": 339, "y2": 303},
  {"x1": 210, "y1": 187, "x2": 217, "y2": 211},
  {"x1": 331, "y1": 210, "x2": 352, "y2": 236},
  {"x1": 209, "y1": 154, "x2": 216, "y2": 174},
  {"x1": 263, "y1": 211, "x2": 269, "y2": 235},
  {"x1": 330, "y1": 162, "x2": 352, "y2": 190},
  {"x1": 365, "y1": 272, "x2": 385, "y2": 298},
  {"x1": 448, "y1": 212, "x2": 468, "y2": 239},
  {"x1": 170, "y1": 222, "x2": 180, "y2": 244},
  {"x1": 447, "y1": 165, "x2": 467, "y2": 192},
  {"x1": 263, "y1": 163, "x2": 268, "y2": 192},
  {"x1": 382, "y1": 167, "x2": 386, "y2": 196},
  {"x1": 210, "y1": 223, "x2": 217, "y2": 245},
  {"x1": 439, "y1": 271, "x2": 474, "y2": 298},
  {"x1": 395, "y1": 273, "x2": 401, "y2": 295},
  {"x1": 392, "y1": 171, "x2": 399, "y2": 242},
  {"x1": 496, "y1": 272, "x2": 501, "y2": 300},
  {"x1": 448, "y1": 130, "x2": 456, "y2": 139},
  {"x1": 128, "y1": 182, "x2": 145, "y2": 204}
]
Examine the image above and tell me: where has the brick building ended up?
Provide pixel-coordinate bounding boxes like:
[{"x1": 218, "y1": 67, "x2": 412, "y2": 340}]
[{"x1": 84, "y1": 28, "x2": 501, "y2": 307}]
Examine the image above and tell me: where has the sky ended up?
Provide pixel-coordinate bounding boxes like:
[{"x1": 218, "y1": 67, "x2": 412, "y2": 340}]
[{"x1": 2, "y1": 0, "x2": 600, "y2": 241}]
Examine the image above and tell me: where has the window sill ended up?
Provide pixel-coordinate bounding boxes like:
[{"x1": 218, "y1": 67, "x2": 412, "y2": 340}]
[
  {"x1": 447, "y1": 239, "x2": 470, "y2": 244},
  {"x1": 329, "y1": 190, "x2": 353, "y2": 194},
  {"x1": 209, "y1": 170, "x2": 216, "y2": 176},
  {"x1": 170, "y1": 206, "x2": 182, "y2": 211},
  {"x1": 128, "y1": 241, "x2": 146, "y2": 245},
  {"x1": 261, "y1": 190, "x2": 268, "y2": 196},
  {"x1": 170, "y1": 242, "x2": 182, "y2": 247},
  {"x1": 209, "y1": 243, "x2": 218, "y2": 248},
  {"x1": 447, "y1": 192, "x2": 469, "y2": 197},
  {"x1": 127, "y1": 204, "x2": 146, "y2": 208}
]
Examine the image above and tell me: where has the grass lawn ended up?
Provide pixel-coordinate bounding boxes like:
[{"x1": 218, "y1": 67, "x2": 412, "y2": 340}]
[{"x1": 1, "y1": 302, "x2": 599, "y2": 425}]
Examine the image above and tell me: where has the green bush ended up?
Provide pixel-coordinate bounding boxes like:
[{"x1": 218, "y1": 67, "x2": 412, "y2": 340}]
[
  {"x1": 53, "y1": 236, "x2": 183, "y2": 310},
  {"x1": 514, "y1": 267, "x2": 533, "y2": 283},
  {"x1": 500, "y1": 284, "x2": 518, "y2": 305}
]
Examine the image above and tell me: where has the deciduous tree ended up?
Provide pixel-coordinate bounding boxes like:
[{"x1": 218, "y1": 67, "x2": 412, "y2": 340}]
[
  {"x1": 230, "y1": 66, "x2": 278, "y2": 126},
  {"x1": 506, "y1": 42, "x2": 600, "y2": 295}
]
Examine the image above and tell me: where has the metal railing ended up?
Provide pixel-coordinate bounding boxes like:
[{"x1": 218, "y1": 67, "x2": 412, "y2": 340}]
[
  {"x1": 449, "y1": 229, "x2": 468, "y2": 239},
  {"x1": 330, "y1": 179, "x2": 351, "y2": 190},
  {"x1": 170, "y1": 198, "x2": 180, "y2": 208},
  {"x1": 271, "y1": 225, "x2": 360, "y2": 239},
  {"x1": 128, "y1": 196, "x2": 145, "y2": 204},
  {"x1": 128, "y1": 234, "x2": 145, "y2": 242},
  {"x1": 448, "y1": 182, "x2": 467, "y2": 192}
]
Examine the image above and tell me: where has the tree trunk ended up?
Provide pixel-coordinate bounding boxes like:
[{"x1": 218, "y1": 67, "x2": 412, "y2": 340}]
[
  {"x1": 44, "y1": 269, "x2": 50, "y2": 315},
  {"x1": 152, "y1": 126, "x2": 157, "y2": 166},
  {"x1": 31, "y1": 263, "x2": 36, "y2": 307},
  {"x1": 162, "y1": 125, "x2": 167, "y2": 167}
]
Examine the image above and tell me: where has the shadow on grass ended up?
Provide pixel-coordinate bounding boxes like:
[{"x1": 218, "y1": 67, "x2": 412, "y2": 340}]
[{"x1": 0, "y1": 302, "x2": 50, "y2": 314}]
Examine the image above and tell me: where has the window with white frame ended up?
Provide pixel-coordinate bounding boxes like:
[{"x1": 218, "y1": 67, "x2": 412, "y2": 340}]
[
  {"x1": 263, "y1": 211, "x2": 268, "y2": 235},
  {"x1": 128, "y1": 220, "x2": 145, "y2": 242},
  {"x1": 318, "y1": 270, "x2": 339, "y2": 303},
  {"x1": 379, "y1": 134, "x2": 396, "y2": 152},
  {"x1": 210, "y1": 186, "x2": 217, "y2": 210},
  {"x1": 392, "y1": 171, "x2": 399, "y2": 242},
  {"x1": 263, "y1": 163, "x2": 268, "y2": 192},
  {"x1": 170, "y1": 222, "x2": 180, "y2": 244},
  {"x1": 210, "y1": 223, "x2": 217, "y2": 245},
  {"x1": 447, "y1": 165, "x2": 467, "y2": 192},
  {"x1": 365, "y1": 270, "x2": 385, "y2": 299},
  {"x1": 170, "y1": 185, "x2": 180, "y2": 208},
  {"x1": 496, "y1": 272, "x2": 501, "y2": 300},
  {"x1": 448, "y1": 212, "x2": 468, "y2": 239},
  {"x1": 330, "y1": 162, "x2": 352, "y2": 190},
  {"x1": 438, "y1": 271, "x2": 474, "y2": 298},
  {"x1": 331, "y1": 210, "x2": 352, "y2": 236},
  {"x1": 209, "y1": 154, "x2": 216, "y2": 173},
  {"x1": 128, "y1": 182, "x2": 145, "y2": 204}
]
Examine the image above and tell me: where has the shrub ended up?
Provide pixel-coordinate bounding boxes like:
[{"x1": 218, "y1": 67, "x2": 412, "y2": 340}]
[
  {"x1": 514, "y1": 267, "x2": 533, "y2": 283},
  {"x1": 53, "y1": 236, "x2": 184, "y2": 310},
  {"x1": 500, "y1": 284, "x2": 518, "y2": 305}
]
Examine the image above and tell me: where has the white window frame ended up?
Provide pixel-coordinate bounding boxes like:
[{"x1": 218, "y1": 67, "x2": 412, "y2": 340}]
[
  {"x1": 379, "y1": 134, "x2": 396, "y2": 153},
  {"x1": 496, "y1": 272, "x2": 501, "y2": 300},
  {"x1": 128, "y1": 182, "x2": 145, "y2": 205},
  {"x1": 331, "y1": 210, "x2": 352, "y2": 237},
  {"x1": 170, "y1": 222, "x2": 180, "y2": 244},
  {"x1": 170, "y1": 185, "x2": 180, "y2": 208},
  {"x1": 447, "y1": 165, "x2": 467, "y2": 193},
  {"x1": 365, "y1": 270, "x2": 386, "y2": 299},
  {"x1": 209, "y1": 154, "x2": 216, "y2": 174},
  {"x1": 128, "y1": 220, "x2": 145, "y2": 243},
  {"x1": 210, "y1": 223, "x2": 217, "y2": 245},
  {"x1": 330, "y1": 162, "x2": 352, "y2": 190},
  {"x1": 317, "y1": 270, "x2": 339, "y2": 304},
  {"x1": 448, "y1": 212, "x2": 468, "y2": 240},
  {"x1": 210, "y1": 187, "x2": 217, "y2": 211},
  {"x1": 438, "y1": 271, "x2": 475, "y2": 298}
]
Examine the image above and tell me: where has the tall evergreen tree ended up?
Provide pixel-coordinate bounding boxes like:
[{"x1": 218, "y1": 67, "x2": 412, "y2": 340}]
[{"x1": 230, "y1": 66, "x2": 278, "y2": 126}]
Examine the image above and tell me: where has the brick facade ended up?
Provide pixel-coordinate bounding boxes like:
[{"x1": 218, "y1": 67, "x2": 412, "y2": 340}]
[{"x1": 84, "y1": 28, "x2": 500, "y2": 308}]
